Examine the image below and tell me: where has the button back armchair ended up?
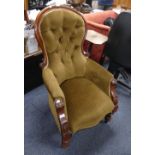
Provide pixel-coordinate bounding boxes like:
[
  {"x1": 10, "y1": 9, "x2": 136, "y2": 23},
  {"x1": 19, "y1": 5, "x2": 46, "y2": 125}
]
[{"x1": 34, "y1": 6, "x2": 118, "y2": 148}]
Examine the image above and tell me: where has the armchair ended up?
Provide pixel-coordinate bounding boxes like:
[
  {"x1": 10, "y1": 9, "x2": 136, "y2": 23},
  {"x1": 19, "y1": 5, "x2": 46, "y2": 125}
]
[
  {"x1": 34, "y1": 6, "x2": 118, "y2": 148},
  {"x1": 83, "y1": 10, "x2": 118, "y2": 62}
]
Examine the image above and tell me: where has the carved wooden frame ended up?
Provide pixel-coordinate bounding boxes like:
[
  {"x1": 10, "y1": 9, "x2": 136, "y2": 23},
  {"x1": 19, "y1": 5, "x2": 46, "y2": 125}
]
[
  {"x1": 54, "y1": 98, "x2": 72, "y2": 148},
  {"x1": 34, "y1": 5, "x2": 118, "y2": 147},
  {"x1": 110, "y1": 79, "x2": 119, "y2": 113},
  {"x1": 34, "y1": 5, "x2": 88, "y2": 148},
  {"x1": 34, "y1": 5, "x2": 87, "y2": 68},
  {"x1": 105, "y1": 79, "x2": 118, "y2": 122},
  {"x1": 104, "y1": 79, "x2": 118, "y2": 123}
]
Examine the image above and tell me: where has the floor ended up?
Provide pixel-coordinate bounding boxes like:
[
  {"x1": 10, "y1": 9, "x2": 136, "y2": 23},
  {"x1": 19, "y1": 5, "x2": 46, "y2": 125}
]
[{"x1": 24, "y1": 81, "x2": 131, "y2": 155}]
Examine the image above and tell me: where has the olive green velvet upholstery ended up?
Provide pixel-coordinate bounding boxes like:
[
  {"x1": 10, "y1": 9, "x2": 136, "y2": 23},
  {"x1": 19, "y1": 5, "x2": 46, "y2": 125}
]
[
  {"x1": 61, "y1": 77, "x2": 114, "y2": 133},
  {"x1": 38, "y1": 7, "x2": 115, "y2": 133}
]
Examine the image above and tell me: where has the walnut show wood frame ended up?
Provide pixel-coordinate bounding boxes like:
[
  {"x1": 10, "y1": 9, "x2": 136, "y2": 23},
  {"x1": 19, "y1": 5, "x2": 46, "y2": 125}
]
[
  {"x1": 34, "y1": 5, "x2": 118, "y2": 148},
  {"x1": 110, "y1": 79, "x2": 118, "y2": 113},
  {"x1": 34, "y1": 5, "x2": 87, "y2": 148}
]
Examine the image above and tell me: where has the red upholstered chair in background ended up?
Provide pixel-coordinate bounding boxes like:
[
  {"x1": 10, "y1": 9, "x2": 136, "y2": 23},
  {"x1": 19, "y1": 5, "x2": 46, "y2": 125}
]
[{"x1": 83, "y1": 10, "x2": 118, "y2": 63}]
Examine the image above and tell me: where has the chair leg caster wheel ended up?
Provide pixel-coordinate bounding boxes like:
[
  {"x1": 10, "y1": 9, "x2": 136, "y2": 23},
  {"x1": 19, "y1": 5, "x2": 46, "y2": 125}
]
[{"x1": 104, "y1": 113, "x2": 112, "y2": 123}]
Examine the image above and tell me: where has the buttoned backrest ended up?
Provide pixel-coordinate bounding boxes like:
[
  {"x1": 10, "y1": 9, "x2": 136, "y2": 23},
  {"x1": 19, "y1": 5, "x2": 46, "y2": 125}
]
[{"x1": 38, "y1": 7, "x2": 87, "y2": 84}]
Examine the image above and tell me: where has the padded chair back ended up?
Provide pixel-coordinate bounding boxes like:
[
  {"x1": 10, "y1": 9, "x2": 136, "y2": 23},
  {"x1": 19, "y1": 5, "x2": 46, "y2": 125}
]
[
  {"x1": 104, "y1": 12, "x2": 131, "y2": 68},
  {"x1": 35, "y1": 6, "x2": 87, "y2": 84}
]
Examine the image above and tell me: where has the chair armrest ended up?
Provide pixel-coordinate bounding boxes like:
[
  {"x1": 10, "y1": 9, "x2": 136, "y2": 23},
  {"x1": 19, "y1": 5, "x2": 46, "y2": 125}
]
[
  {"x1": 42, "y1": 67, "x2": 64, "y2": 99},
  {"x1": 42, "y1": 67, "x2": 72, "y2": 148},
  {"x1": 86, "y1": 20, "x2": 110, "y2": 30},
  {"x1": 86, "y1": 21, "x2": 110, "y2": 36},
  {"x1": 84, "y1": 58, "x2": 113, "y2": 96}
]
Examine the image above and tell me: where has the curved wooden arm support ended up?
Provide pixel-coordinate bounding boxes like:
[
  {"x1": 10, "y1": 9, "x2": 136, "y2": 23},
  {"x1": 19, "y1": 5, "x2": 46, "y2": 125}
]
[
  {"x1": 54, "y1": 98, "x2": 72, "y2": 148},
  {"x1": 110, "y1": 79, "x2": 118, "y2": 114}
]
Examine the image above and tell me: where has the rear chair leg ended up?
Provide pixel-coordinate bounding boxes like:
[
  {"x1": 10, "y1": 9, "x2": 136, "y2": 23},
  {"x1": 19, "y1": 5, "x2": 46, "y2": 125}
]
[
  {"x1": 104, "y1": 113, "x2": 112, "y2": 123},
  {"x1": 110, "y1": 79, "x2": 119, "y2": 114}
]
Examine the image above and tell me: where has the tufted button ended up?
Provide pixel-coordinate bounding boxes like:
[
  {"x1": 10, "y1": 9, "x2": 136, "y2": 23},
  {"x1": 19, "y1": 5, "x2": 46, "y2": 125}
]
[
  {"x1": 70, "y1": 38, "x2": 73, "y2": 42},
  {"x1": 71, "y1": 55, "x2": 74, "y2": 59},
  {"x1": 74, "y1": 45, "x2": 80, "y2": 50},
  {"x1": 75, "y1": 25, "x2": 81, "y2": 29},
  {"x1": 50, "y1": 28, "x2": 56, "y2": 32},
  {"x1": 61, "y1": 58, "x2": 64, "y2": 64},
  {"x1": 59, "y1": 36, "x2": 63, "y2": 43},
  {"x1": 54, "y1": 73, "x2": 57, "y2": 78},
  {"x1": 70, "y1": 35, "x2": 76, "y2": 42},
  {"x1": 63, "y1": 27, "x2": 68, "y2": 32}
]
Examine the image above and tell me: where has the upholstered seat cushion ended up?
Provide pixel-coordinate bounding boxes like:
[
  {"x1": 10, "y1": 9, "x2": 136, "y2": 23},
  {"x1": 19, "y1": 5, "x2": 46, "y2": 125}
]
[{"x1": 61, "y1": 77, "x2": 114, "y2": 133}]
